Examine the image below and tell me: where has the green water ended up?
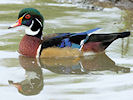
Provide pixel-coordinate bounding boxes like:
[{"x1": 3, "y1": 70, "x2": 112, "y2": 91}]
[{"x1": 0, "y1": 0, "x2": 133, "y2": 100}]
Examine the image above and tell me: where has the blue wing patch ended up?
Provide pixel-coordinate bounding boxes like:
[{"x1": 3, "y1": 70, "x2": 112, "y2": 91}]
[
  {"x1": 71, "y1": 43, "x2": 80, "y2": 49},
  {"x1": 58, "y1": 38, "x2": 81, "y2": 49},
  {"x1": 58, "y1": 38, "x2": 72, "y2": 48}
]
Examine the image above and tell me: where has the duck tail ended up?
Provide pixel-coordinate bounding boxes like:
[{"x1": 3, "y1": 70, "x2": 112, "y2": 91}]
[
  {"x1": 81, "y1": 31, "x2": 130, "y2": 52},
  {"x1": 114, "y1": 31, "x2": 130, "y2": 39}
]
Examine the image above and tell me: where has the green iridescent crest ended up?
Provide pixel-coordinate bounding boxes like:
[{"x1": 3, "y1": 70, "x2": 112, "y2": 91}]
[{"x1": 18, "y1": 8, "x2": 44, "y2": 25}]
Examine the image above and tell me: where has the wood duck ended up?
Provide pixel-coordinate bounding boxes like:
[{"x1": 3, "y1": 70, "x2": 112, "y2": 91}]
[{"x1": 8, "y1": 8, "x2": 130, "y2": 58}]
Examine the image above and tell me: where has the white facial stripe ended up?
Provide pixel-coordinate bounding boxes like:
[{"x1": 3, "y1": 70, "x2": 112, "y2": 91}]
[
  {"x1": 21, "y1": 13, "x2": 28, "y2": 18},
  {"x1": 35, "y1": 18, "x2": 42, "y2": 27},
  {"x1": 25, "y1": 20, "x2": 40, "y2": 36},
  {"x1": 23, "y1": 13, "x2": 27, "y2": 16}
]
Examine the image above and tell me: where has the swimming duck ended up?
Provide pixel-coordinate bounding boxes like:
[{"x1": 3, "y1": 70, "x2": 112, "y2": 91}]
[{"x1": 8, "y1": 8, "x2": 130, "y2": 58}]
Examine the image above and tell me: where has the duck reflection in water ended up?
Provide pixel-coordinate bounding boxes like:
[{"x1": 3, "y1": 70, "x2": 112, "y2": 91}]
[
  {"x1": 9, "y1": 56, "x2": 44, "y2": 96},
  {"x1": 9, "y1": 53, "x2": 130, "y2": 96},
  {"x1": 40, "y1": 53, "x2": 130, "y2": 74}
]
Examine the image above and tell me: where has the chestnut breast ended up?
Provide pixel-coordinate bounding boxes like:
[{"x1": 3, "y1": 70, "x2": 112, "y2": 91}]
[{"x1": 19, "y1": 35, "x2": 42, "y2": 57}]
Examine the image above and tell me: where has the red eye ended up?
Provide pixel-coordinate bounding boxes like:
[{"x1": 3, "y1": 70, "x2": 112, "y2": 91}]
[{"x1": 25, "y1": 14, "x2": 31, "y2": 19}]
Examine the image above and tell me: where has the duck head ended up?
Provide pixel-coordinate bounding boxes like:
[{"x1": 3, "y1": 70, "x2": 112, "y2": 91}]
[{"x1": 8, "y1": 8, "x2": 44, "y2": 39}]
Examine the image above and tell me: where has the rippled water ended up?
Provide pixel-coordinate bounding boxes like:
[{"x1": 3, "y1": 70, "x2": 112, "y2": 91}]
[{"x1": 0, "y1": 0, "x2": 133, "y2": 100}]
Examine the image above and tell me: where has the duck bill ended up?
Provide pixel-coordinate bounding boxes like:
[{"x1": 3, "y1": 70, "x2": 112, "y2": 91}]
[
  {"x1": 8, "y1": 17, "x2": 23, "y2": 29},
  {"x1": 9, "y1": 81, "x2": 23, "y2": 92}
]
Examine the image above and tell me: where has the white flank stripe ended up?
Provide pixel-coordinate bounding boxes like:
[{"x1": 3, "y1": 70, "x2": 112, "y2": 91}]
[{"x1": 79, "y1": 28, "x2": 102, "y2": 51}]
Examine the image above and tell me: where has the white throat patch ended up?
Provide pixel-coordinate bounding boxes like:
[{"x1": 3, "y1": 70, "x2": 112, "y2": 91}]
[{"x1": 25, "y1": 20, "x2": 40, "y2": 36}]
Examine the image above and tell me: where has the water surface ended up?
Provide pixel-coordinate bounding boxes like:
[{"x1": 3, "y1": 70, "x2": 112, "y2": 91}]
[{"x1": 0, "y1": 0, "x2": 133, "y2": 100}]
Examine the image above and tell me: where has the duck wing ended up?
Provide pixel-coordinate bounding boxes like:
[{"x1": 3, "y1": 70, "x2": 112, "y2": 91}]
[{"x1": 41, "y1": 28, "x2": 101, "y2": 49}]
